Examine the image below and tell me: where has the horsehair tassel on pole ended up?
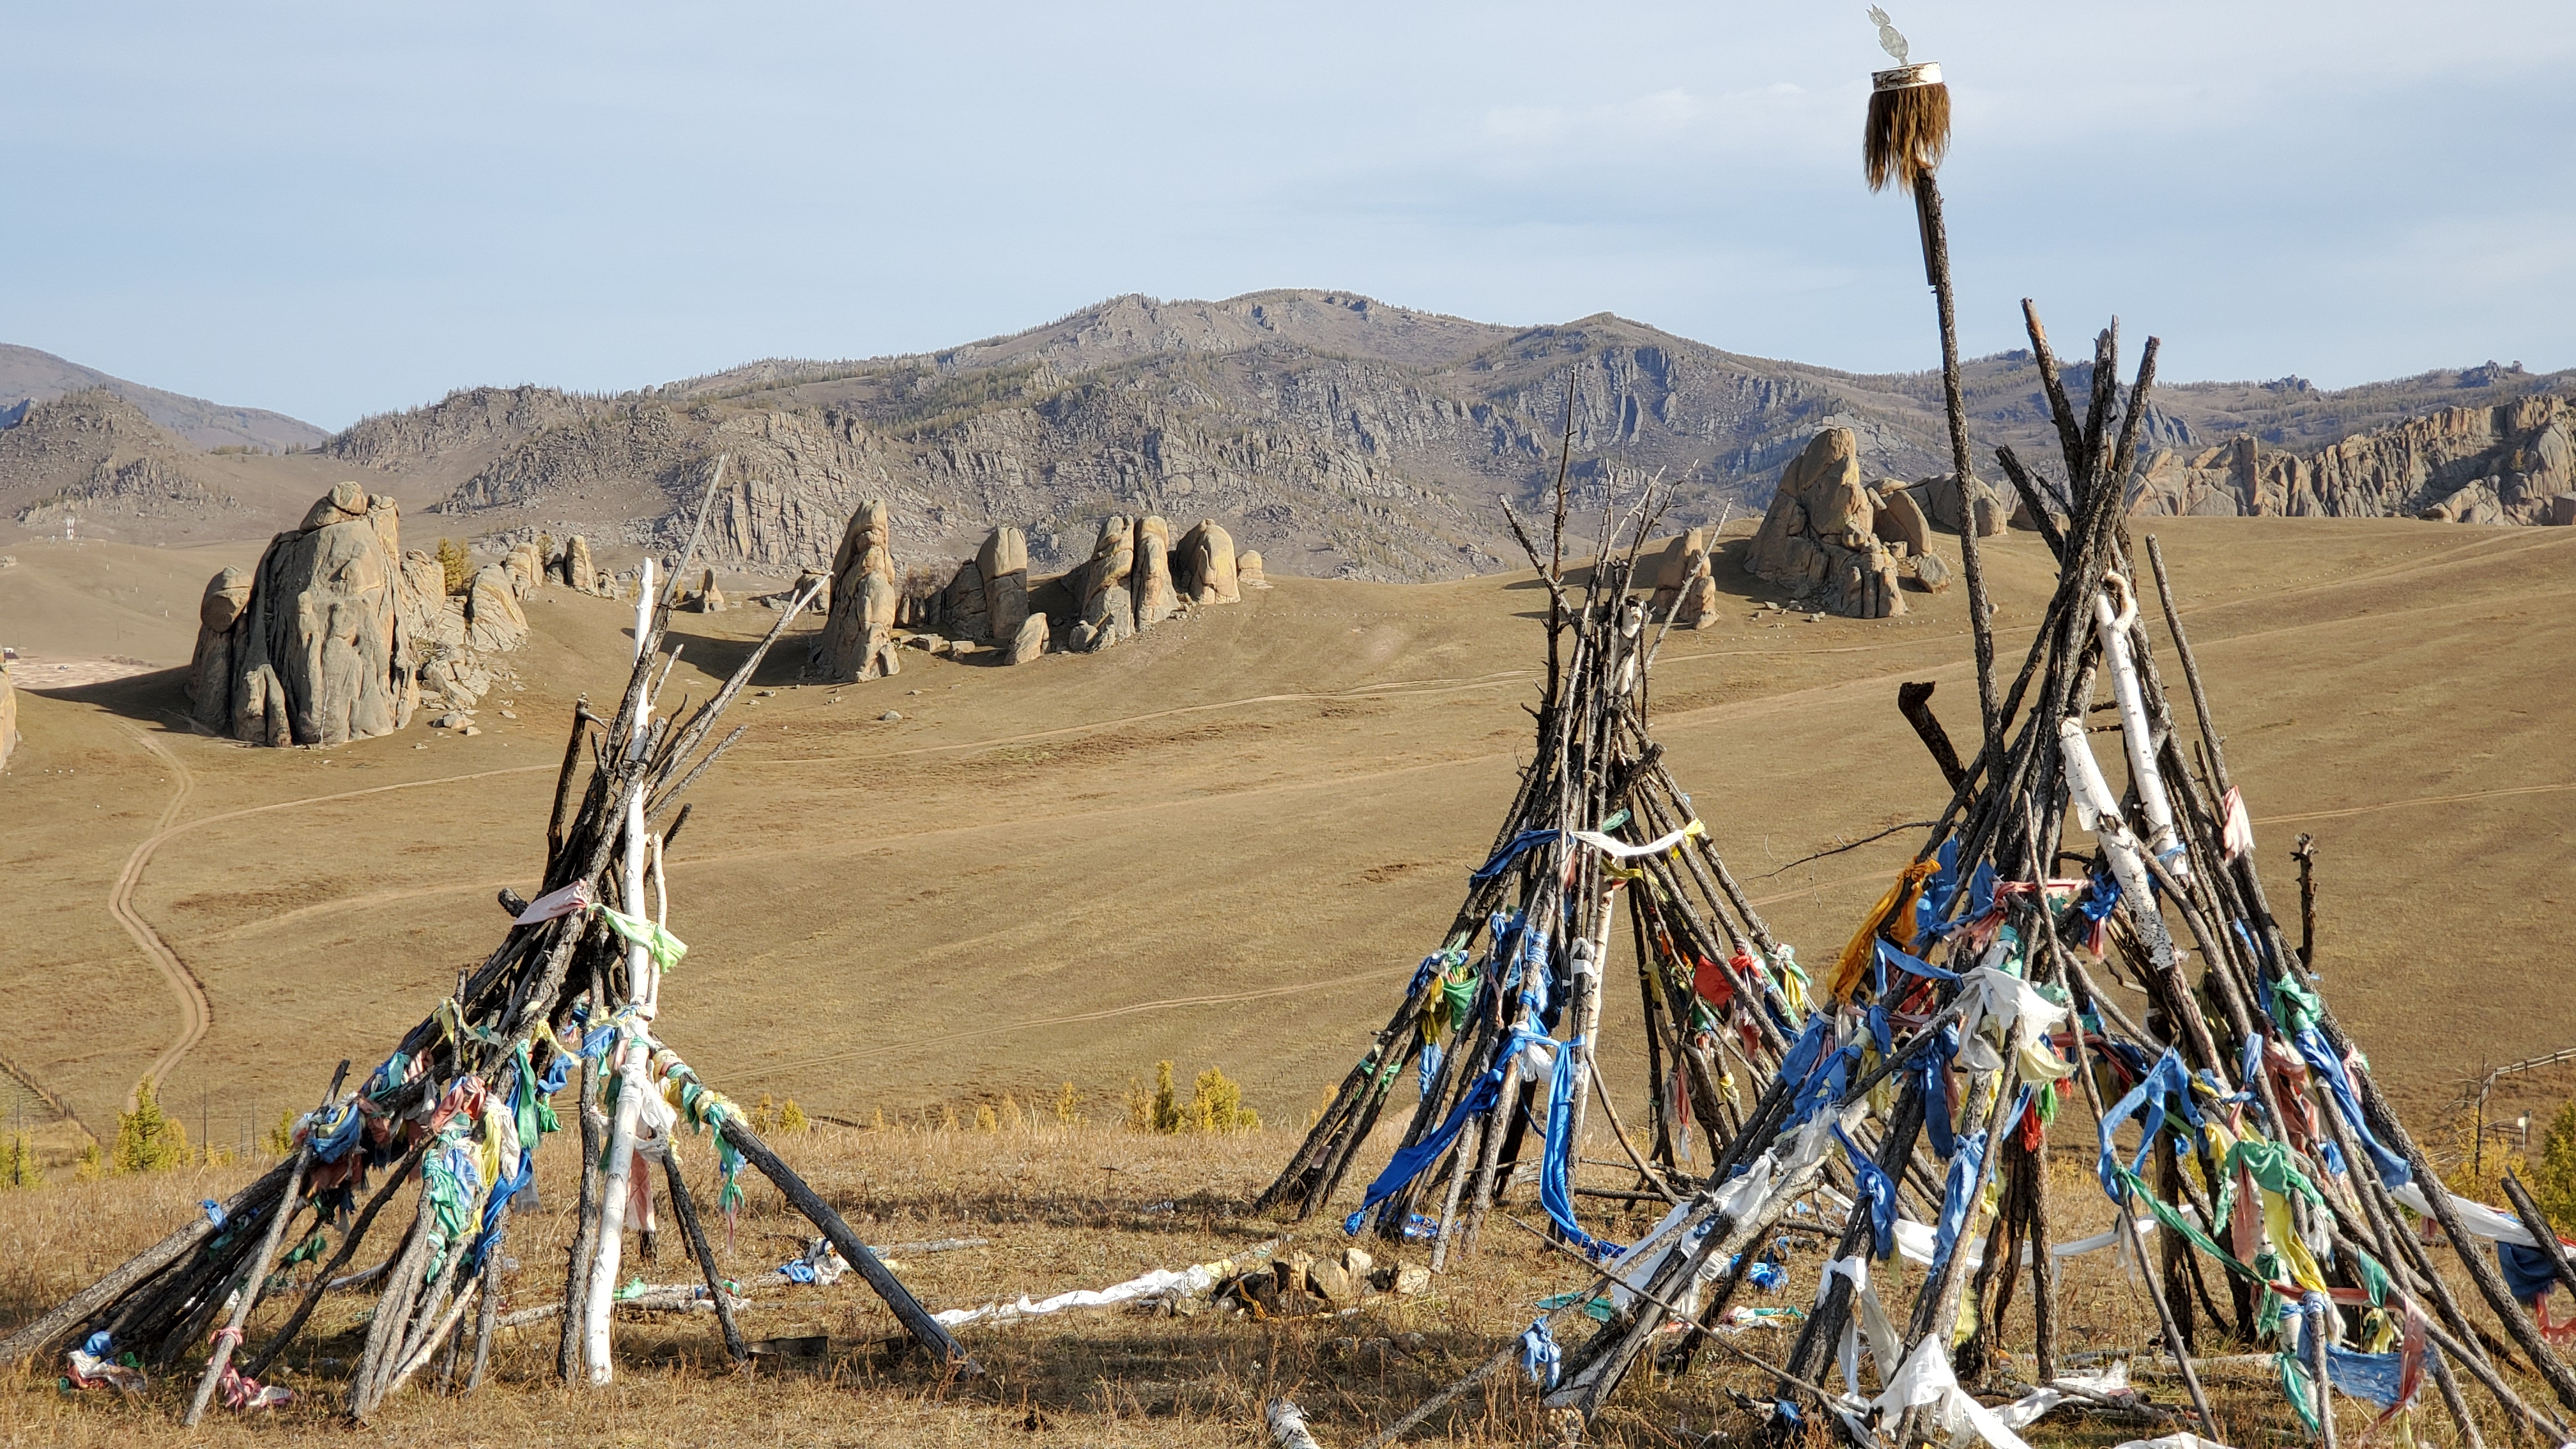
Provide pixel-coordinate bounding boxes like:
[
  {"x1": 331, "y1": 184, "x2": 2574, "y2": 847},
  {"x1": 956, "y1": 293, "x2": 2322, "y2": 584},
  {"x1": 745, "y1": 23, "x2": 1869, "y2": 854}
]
[{"x1": 1864, "y1": 11, "x2": 1997, "y2": 763}]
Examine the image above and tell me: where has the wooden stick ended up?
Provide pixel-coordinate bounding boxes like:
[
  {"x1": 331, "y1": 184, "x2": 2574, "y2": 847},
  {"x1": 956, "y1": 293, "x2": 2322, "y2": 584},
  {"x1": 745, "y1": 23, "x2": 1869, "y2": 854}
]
[
  {"x1": 717, "y1": 1116, "x2": 969, "y2": 1368},
  {"x1": 239, "y1": 1138, "x2": 427, "y2": 1379},
  {"x1": 0, "y1": 1159, "x2": 293, "y2": 1368},
  {"x1": 1913, "y1": 172, "x2": 1999, "y2": 760},
  {"x1": 346, "y1": 1184, "x2": 437, "y2": 1419},
  {"x1": 381, "y1": 1275, "x2": 481, "y2": 1404},
  {"x1": 184, "y1": 1061, "x2": 346, "y2": 1424},
  {"x1": 466, "y1": 1224, "x2": 503, "y2": 1392},
  {"x1": 2503, "y1": 1173, "x2": 2576, "y2": 1303},
  {"x1": 1586, "y1": 1054, "x2": 1678, "y2": 1204},
  {"x1": 662, "y1": 1150, "x2": 746, "y2": 1363},
  {"x1": 557, "y1": 1012, "x2": 604, "y2": 1383}
]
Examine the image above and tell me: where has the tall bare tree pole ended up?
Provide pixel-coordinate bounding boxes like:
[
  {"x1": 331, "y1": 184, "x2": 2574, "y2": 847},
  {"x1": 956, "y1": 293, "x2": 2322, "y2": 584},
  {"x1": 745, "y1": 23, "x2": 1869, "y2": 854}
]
[{"x1": 1864, "y1": 8, "x2": 1999, "y2": 760}]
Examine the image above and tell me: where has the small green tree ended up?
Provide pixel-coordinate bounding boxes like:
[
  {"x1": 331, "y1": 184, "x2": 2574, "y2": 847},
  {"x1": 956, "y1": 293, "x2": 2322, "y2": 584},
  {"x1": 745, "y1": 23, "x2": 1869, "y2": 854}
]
[
  {"x1": 75, "y1": 1142, "x2": 102, "y2": 1181},
  {"x1": 1151, "y1": 1061, "x2": 1182, "y2": 1135},
  {"x1": 0, "y1": 1132, "x2": 37, "y2": 1188},
  {"x1": 434, "y1": 539, "x2": 472, "y2": 595},
  {"x1": 264, "y1": 1110, "x2": 296, "y2": 1158},
  {"x1": 778, "y1": 1098, "x2": 809, "y2": 1133},
  {"x1": 114, "y1": 1082, "x2": 188, "y2": 1174}
]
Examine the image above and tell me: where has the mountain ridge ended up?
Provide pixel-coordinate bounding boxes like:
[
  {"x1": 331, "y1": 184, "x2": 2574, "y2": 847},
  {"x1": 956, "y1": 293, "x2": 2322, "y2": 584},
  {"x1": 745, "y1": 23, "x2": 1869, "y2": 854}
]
[
  {"x1": 7, "y1": 289, "x2": 2571, "y2": 572},
  {"x1": 0, "y1": 345, "x2": 328, "y2": 454}
]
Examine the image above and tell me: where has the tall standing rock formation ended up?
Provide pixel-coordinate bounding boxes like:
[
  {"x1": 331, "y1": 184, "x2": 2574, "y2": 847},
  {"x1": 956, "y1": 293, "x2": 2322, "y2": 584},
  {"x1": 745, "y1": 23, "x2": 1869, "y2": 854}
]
[
  {"x1": 1174, "y1": 520, "x2": 1240, "y2": 604},
  {"x1": 812, "y1": 499, "x2": 902, "y2": 682},
  {"x1": 979, "y1": 526, "x2": 1031, "y2": 645},
  {"x1": 1646, "y1": 529, "x2": 1719, "y2": 627},
  {"x1": 1070, "y1": 516, "x2": 1135, "y2": 652},
  {"x1": 1747, "y1": 429, "x2": 1908, "y2": 619},
  {"x1": 1132, "y1": 516, "x2": 1178, "y2": 627},
  {"x1": 0, "y1": 659, "x2": 16, "y2": 770},
  {"x1": 186, "y1": 567, "x2": 256, "y2": 733}
]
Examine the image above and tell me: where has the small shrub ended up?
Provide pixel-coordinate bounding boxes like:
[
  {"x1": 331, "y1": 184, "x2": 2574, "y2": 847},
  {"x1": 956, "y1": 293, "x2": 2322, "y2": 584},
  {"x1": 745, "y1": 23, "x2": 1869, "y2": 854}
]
[
  {"x1": 1186, "y1": 1067, "x2": 1260, "y2": 1133},
  {"x1": 871, "y1": 1107, "x2": 887, "y2": 1131},
  {"x1": 75, "y1": 1142, "x2": 102, "y2": 1181},
  {"x1": 264, "y1": 1110, "x2": 296, "y2": 1158},
  {"x1": 434, "y1": 539, "x2": 472, "y2": 595},
  {"x1": 940, "y1": 1104, "x2": 960, "y2": 1132},
  {"x1": 975, "y1": 1103, "x2": 999, "y2": 1132},
  {"x1": 1055, "y1": 1082, "x2": 1081, "y2": 1126},
  {"x1": 778, "y1": 1099, "x2": 809, "y2": 1133}
]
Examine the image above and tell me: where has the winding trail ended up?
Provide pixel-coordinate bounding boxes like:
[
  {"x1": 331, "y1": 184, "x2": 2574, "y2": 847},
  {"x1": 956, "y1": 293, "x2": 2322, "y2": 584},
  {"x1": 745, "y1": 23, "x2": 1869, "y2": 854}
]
[
  {"x1": 113, "y1": 728, "x2": 204, "y2": 1112},
  {"x1": 111, "y1": 758, "x2": 555, "y2": 1110}
]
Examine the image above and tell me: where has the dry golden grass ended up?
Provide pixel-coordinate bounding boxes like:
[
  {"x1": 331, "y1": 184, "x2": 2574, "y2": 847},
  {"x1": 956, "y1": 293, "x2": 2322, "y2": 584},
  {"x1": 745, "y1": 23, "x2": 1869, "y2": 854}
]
[
  {"x1": 4, "y1": 517, "x2": 2575, "y2": 1442},
  {"x1": 1, "y1": 1121, "x2": 2556, "y2": 1446}
]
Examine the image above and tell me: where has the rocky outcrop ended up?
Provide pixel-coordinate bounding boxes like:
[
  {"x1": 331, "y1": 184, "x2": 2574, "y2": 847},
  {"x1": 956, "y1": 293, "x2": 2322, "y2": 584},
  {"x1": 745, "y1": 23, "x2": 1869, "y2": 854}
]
[
  {"x1": 464, "y1": 565, "x2": 528, "y2": 654},
  {"x1": 979, "y1": 527, "x2": 1030, "y2": 644},
  {"x1": 503, "y1": 540, "x2": 546, "y2": 594},
  {"x1": 1176, "y1": 520, "x2": 1240, "y2": 604},
  {"x1": 185, "y1": 567, "x2": 255, "y2": 732},
  {"x1": 2133, "y1": 395, "x2": 2576, "y2": 525},
  {"x1": 555, "y1": 535, "x2": 600, "y2": 594},
  {"x1": 1912, "y1": 474, "x2": 2009, "y2": 539},
  {"x1": 811, "y1": 500, "x2": 901, "y2": 682},
  {"x1": 1871, "y1": 486, "x2": 1933, "y2": 558},
  {"x1": 943, "y1": 556, "x2": 989, "y2": 640},
  {"x1": 1747, "y1": 429, "x2": 1908, "y2": 618},
  {"x1": 187, "y1": 484, "x2": 532, "y2": 746},
  {"x1": 204, "y1": 483, "x2": 411, "y2": 746},
  {"x1": 1069, "y1": 516, "x2": 1135, "y2": 652},
  {"x1": 1133, "y1": 516, "x2": 1177, "y2": 627},
  {"x1": 1005, "y1": 611, "x2": 1050, "y2": 665},
  {"x1": 1238, "y1": 550, "x2": 1268, "y2": 588},
  {"x1": 1646, "y1": 529, "x2": 1719, "y2": 626}
]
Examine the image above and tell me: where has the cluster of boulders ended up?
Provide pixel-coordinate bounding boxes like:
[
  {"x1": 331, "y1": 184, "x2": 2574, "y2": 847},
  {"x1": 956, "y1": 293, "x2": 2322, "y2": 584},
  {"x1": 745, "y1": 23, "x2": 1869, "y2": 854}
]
[
  {"x1": 804, "y1": 505, "x2": 1257, "y2": 683},
  {"x1": 1744, "y1": 427, "x2": 1976, "y2": 618},
  {"x1": 186, "y1": 483, "x2": 543, "y2": 747}
]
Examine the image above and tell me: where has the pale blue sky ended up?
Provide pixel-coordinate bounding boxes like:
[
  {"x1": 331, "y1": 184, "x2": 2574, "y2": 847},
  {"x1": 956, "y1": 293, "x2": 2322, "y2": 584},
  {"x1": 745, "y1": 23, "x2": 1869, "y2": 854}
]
[{"x1": 6, "y1": 2, "x2": 2570, "y2": 428}]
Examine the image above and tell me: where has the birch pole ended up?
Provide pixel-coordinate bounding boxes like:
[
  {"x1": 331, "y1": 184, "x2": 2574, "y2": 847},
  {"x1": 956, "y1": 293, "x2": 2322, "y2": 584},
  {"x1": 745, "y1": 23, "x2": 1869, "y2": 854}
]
[{"x1": 581, "y1": 556, "x2": 657, "y2": 1386}]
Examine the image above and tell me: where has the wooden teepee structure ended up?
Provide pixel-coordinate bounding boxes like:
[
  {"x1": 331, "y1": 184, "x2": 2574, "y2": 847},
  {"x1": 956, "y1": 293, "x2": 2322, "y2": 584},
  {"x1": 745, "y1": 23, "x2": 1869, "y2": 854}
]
[
  {"x1": 1475, "y1": 307, "x2": 2576, "y2": 1448},
  {"x1": 0, "y1": 525, "x2": 969, "y2": 1420},
  {"x1": 1259, "y1": 450, "x2": 1824, "y2": 1275}
]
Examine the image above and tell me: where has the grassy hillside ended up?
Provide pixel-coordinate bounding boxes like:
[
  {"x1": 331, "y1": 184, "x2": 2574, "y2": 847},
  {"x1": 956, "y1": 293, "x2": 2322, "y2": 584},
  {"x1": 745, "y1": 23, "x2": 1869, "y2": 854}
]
[{"x1": 3, "y1": 517, "x2": 2568, "y2": 1153}]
